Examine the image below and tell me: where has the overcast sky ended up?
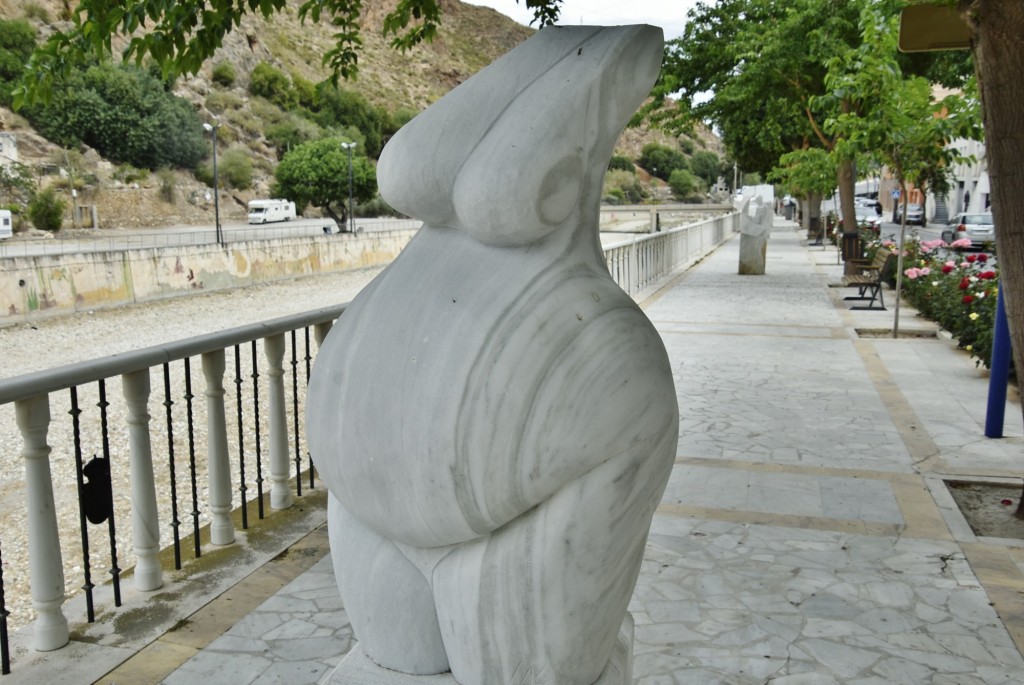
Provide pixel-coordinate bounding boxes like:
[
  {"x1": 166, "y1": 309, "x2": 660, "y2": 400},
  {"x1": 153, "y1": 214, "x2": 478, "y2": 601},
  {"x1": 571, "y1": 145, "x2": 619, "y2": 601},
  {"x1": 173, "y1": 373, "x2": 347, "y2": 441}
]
[{"x1": 463, "y1": 0, "x2": 698, "y2": 41}]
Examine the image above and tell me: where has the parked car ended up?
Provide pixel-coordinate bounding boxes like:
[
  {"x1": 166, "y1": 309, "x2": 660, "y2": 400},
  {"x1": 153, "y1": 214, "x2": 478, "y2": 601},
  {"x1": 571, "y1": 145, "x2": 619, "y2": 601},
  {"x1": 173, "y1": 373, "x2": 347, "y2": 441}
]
[
  {"x1": 895, "y1": 203, "x2": 925, "y2": 226},
  {"x1": 941, "y1": 212, "x2": 995, "y2": 248},
  {"x1": 854, "y1": 206, "x2": 882, "y2": 233}
]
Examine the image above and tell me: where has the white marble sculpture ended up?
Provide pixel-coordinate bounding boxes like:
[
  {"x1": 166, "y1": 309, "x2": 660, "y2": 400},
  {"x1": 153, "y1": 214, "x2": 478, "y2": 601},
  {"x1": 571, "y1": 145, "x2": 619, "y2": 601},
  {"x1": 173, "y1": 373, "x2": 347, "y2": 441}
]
[
  {"x1": 307, "y1": 25, "x2": 678, "y2": 685},
  {"x1": 739, "y1": 196, "x2": 771, "y2": 275}
]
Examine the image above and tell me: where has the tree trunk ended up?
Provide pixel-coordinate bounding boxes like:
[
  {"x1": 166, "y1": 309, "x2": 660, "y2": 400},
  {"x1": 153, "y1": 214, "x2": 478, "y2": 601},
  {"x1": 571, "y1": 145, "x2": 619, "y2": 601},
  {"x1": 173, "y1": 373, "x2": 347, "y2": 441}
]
[
  {"x1": 837, "y1": 157, "x2": 860, "y2": 274},
  {"x1": 961, "y1": 1, "x2": 1024, "y2": 518}
]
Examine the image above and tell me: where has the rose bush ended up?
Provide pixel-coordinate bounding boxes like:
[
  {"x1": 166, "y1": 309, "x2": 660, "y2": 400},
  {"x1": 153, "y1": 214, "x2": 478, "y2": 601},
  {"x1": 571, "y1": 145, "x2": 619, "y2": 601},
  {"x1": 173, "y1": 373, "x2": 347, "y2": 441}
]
[{"x1": 894, "y1": 236, "x2": 1001, "y2": 369}]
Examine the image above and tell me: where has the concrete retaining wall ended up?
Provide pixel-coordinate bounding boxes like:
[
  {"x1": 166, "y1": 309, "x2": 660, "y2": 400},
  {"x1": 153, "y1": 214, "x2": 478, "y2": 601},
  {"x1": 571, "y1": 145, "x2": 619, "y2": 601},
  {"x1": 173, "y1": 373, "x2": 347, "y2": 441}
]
[{"x1": 0, "y1": 230, "x2": 416, "y2": 327}]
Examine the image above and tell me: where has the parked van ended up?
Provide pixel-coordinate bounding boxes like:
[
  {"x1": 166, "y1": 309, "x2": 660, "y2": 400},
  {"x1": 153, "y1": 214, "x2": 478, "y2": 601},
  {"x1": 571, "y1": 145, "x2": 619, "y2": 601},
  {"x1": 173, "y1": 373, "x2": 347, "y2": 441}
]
[
  {"x1": 0, "y1": 209, "x2": 12, "y2": 240},
  {"x1": 247, "y1": 199, "x2": 297, "y2": 224}
]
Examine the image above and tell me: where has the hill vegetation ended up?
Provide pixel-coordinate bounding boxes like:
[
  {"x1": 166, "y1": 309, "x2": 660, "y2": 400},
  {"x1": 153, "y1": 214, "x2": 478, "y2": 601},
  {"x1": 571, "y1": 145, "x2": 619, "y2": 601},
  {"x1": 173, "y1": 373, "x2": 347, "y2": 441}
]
[{"x1": 0, "y1": 0, "x2": 723, "y2": 232}]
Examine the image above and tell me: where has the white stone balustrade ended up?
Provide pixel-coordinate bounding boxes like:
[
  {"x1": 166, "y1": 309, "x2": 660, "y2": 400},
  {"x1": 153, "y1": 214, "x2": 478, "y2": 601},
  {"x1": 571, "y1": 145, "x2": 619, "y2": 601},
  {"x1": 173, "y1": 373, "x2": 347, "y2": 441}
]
[
  {"x1": 122, "y1": 369, "x2": 164, "y2": 591},
  {"x1": 201, "y1": 350, "x2": 235, "y2": 546},
  {"x1": 16, "y1": 395, "x2": 69, "y2": 652},
  {"x1": 264, "y1": 334, "x2": 293, "y2": 510}
]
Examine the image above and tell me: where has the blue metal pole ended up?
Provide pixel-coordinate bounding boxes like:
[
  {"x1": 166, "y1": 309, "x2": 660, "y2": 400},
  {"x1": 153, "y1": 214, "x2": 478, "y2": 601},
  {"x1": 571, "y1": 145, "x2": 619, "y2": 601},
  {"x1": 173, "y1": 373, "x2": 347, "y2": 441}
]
[{"x1": 985, "y1": 286, "x2": 1011, "y2": 438}]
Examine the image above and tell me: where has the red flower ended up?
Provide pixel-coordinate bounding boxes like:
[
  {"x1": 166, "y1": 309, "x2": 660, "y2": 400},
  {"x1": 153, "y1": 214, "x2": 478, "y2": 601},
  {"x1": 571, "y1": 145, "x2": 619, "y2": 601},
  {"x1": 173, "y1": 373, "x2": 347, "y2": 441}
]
[
  {"x1": 966, "y1": 254, "x2": 977, "y2": 263},
  {"x1": 960, "y1": 277, "x2": 971, "y2": 290},
  {"x1": 979, "y1": 271, "x2": 997, "y2": 280},
  {"x1": 963, "y1": 295, "x2": 975, "y2": 304},
  {"x1": 978, "y1": 254, "x2": 989, "y2": 263},
  {"x1": 942, "y1": 264, "x2": 954, "y2": 274}
]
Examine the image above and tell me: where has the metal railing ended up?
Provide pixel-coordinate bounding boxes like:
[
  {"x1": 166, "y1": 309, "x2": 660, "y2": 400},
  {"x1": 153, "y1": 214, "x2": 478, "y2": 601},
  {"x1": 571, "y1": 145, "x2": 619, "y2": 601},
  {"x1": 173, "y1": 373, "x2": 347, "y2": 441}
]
[
  {"x1": 0, "y1": 211, "x2": 737, "y2": 674},
  {"x1": 605, "y1": 212, "x2": 738, "y2": 297}
]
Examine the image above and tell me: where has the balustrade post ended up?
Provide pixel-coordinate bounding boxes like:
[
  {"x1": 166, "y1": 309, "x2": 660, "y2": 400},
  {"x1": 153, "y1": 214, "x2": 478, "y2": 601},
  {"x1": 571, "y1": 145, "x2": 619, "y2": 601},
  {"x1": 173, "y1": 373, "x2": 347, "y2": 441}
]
[
  {"x1": 313, "y1": 322, "x2": 334, "y2": 347},
  {"x1": 201, "y1": 351, "x2": 236, "y2": 544},
  {"x1": 264, "y1": 335, "x2": 292, "y2": 510},
  {"x1": 16, "y1": 395, "x2": 69, "y2": 651},
  {"x1": 121, "y1": 370, "x2": 164, "y2": 592}
]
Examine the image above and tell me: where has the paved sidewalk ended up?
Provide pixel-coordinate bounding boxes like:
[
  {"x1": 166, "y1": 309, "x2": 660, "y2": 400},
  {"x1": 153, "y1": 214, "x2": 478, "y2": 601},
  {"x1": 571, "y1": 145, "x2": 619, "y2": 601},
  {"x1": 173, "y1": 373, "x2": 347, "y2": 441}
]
[{"x1": 42, "y1": 218, "x2": 1024, "y2": 683}]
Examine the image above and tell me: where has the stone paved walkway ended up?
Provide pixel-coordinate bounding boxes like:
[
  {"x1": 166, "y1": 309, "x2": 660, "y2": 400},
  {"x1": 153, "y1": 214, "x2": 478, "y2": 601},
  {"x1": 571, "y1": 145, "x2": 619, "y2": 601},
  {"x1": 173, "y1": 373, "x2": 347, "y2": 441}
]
[{"x1": 14, "y1": 218, "x2": 1024, "y2": 684}]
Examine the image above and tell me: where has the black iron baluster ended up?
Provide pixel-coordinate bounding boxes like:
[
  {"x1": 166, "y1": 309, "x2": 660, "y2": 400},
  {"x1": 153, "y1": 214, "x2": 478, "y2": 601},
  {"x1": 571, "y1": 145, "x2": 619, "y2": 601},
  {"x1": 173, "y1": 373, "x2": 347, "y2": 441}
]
[
  {"x1": 290, "y1": 330, "x2": 302, "y2": 497},
  {"x1": 304, "y1": 326, "x2": 314, "y2": 490},
  {"x1": 184, "y1": 359, "x2": 201, "y2": 559},
  {"x1": 162, "y1": 363, "x2": 182, "y2": 570},
  {"x1": 97, "y1": 380, "x2": 121, "y2": 606},
  {"x1": 251, "y1": 340, "x2": 264, "y2": 520},
  {"x1": 234, "y1": 345, "x2": 248, "y2": 529},
  {"x1": 69, "y1": 387, "x2": 95, "y2": 623},
  {"x1": 1, "y1": 538, "x2": 10, "y2": 674}
]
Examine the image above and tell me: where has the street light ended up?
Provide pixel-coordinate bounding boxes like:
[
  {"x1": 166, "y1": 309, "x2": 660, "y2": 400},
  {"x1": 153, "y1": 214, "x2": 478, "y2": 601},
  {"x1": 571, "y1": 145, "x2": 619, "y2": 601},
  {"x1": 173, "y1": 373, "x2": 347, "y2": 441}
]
[
  {"x1": 340, "y1": 141, "x2": 356, "y2": 233},
  {"x1": 203, "y1": 122, "x2": 223, "y2": 246}
]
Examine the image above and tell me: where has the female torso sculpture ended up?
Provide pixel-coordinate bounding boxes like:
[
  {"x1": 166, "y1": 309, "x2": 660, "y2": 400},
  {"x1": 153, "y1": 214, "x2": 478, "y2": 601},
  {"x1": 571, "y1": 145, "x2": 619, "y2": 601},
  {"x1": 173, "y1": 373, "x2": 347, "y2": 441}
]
[{"x1": 307, "y1": 24, "x2": 678, "y2": 685}]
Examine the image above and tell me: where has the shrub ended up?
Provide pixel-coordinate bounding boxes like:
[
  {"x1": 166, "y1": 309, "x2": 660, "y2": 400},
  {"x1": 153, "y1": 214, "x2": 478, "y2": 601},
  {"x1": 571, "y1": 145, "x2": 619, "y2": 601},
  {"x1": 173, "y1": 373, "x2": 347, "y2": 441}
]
[
  {"x1": 668, "y1": 168, "x2": 704, "y2": 202},
  {"x1": 249, "y1": 62, "x2": 296, "y2": 109},
  {"x1": 892, "y1": 235, "x2": 1001, "y2": 368},
  {"x1": 113, "y1": 164, "x2": 148, "y2": 184},
  {"x1": 217, "y1": 146, "x2": 253, "y2": 190},
  {"x1": 22, "y1": 3, "x2": 50, "y2": 22},
  {"x1": 205, "y1": 90, "x2": 244, "y2": 114},
  {"x1": 690, "y1": 151, "x2": 721, "y2": 188},
  {"x1": 356, "y1": 195, "x2": 405, "y2": 218},
  {"x1": 27, "y1": 186, "x2": 65, "y2": 232},
  {"x1": 0, "y1": 19, "x2": 36, "y2": 106},
  {"x1": 156, "y1": 168, "x2": 176, "y2": 202},
  {"x1": 265, "y1": 115, "x2": 322, "y2": 159},
  {"x1": 638, "y1": 143, "x2": 688, "y2": 181},
  {"x1": 211, "y1": 62, "x2": 236, "y2": 87},
  {"x1": 608, "y1": 155, "x2": 634, "y2": 173},
  {"x1": 24, "y1": 62, "x2": 207, "y2": 170},
  {"x1": 603, "y1": 169, "x2": 646, "y2": 204}
]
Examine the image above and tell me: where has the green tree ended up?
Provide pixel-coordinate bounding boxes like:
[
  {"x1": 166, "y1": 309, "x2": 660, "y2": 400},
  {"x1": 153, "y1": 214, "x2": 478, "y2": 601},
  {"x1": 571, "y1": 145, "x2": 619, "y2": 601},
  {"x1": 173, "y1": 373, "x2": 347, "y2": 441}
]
[
  {"x1": 823, "y1": 7, "x2": 980, "y2": 336},
  {"x1": 0, "y1": 18, "x2": 35, "y2": 105},
  {"x1": 273, "y1": 137, "x2": 376, "y2": 224},
  {"x1": 24, "y1": 62, "x2": 207, "y2": 170},
  {"x1": 310, "y1": 87, "x2": 394, "y2": 159},
  {"x1": 668, "y1": 168, "x2": 703, "y2": 202},
  {"x1": 690, "y1": 151, "x2": 721, "y2": 189},
  {"x1": 637, "y1": 143, "x2": 687, "y2": 182}
]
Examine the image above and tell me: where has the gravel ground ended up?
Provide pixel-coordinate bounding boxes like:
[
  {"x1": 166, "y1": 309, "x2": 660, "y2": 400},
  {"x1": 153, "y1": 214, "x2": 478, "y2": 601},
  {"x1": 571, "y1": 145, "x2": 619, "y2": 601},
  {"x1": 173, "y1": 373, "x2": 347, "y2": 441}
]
[{"x1": 0, "y1": 267, "x2": 382, "y2": 631}]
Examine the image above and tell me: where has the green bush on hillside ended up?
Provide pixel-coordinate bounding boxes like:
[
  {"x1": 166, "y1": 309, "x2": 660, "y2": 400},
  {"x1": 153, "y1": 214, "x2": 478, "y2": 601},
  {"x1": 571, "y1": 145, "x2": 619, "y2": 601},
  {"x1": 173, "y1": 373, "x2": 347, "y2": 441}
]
[
  {"x1": 24, "y1": 62, "x2": 207, "y2": 171},
  {"x1": 0, "y1": 19, "x2": 36, "y2": 106},
  {"x1": 638, "y1": 143, "x2": 688, "y2": 182},
  {"x1": 211, "y1": 62, "x2": 237, "y2": 87},
  {"x1": 27, "y1": 186, "x2": 65, "y2": 232},
  {"x1": 249, "y1": 62, "x2": 296, "y2": 109}
]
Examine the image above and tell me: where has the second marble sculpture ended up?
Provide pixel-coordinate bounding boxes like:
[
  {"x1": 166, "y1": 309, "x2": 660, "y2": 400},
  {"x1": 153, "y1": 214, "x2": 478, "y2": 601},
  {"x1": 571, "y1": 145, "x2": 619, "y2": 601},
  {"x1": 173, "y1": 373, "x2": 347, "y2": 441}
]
[{"x1": 307, "y1": 24, "x2": 678, "y2": 685}]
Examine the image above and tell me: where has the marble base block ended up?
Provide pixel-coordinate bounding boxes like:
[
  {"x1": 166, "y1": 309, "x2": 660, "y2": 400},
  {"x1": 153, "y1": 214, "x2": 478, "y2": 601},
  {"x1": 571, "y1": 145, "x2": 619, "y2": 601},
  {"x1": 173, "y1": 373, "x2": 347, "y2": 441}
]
[{"x1": 322, "y1": 614, "x2": 635, "y2": 685}]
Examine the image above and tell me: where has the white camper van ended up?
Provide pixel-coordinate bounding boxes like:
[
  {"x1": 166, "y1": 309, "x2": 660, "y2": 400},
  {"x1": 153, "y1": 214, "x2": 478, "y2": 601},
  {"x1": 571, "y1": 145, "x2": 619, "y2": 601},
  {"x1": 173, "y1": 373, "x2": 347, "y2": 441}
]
[
  {"x1": 247, "y1": 199, "x2": 297, "y2": 224},
  {"x1": 0, "y1": 209, "x2": 12, "y2": 240}
]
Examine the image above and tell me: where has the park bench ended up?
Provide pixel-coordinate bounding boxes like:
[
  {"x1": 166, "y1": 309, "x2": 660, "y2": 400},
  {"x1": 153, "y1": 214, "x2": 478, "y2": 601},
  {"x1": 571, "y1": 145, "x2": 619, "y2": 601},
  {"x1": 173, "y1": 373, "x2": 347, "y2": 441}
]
[{"x1": 842, "y1": 247, "x2": 894, "y2": 310}]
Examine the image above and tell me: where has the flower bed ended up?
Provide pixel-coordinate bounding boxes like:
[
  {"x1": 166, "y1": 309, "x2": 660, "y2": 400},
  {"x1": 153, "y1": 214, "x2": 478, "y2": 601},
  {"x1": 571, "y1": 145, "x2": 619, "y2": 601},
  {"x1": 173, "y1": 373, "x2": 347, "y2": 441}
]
[{"x1": 876, "y1": 235, "x2": 1001, "y2": 369}]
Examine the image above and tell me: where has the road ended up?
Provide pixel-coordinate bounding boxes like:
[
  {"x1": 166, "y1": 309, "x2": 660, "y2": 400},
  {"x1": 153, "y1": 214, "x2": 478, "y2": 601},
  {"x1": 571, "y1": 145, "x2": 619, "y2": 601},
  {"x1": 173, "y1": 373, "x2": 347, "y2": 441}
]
[{"x1": 0, "y1": 216, "x2": 423, "y2": 259}]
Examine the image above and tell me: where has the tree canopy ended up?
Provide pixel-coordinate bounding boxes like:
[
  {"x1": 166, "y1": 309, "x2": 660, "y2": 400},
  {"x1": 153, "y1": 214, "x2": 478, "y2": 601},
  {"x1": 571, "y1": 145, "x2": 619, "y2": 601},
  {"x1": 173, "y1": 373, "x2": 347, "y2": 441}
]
[{"x1": 273, "y1": 137, "x2": 377, "y2": 222}]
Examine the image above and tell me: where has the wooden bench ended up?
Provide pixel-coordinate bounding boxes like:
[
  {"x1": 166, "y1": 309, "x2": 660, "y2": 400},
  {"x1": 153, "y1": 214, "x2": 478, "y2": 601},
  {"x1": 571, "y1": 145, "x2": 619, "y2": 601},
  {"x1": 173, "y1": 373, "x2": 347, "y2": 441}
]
[{"x1": 842, "y1": 247, "x2": 894, "y2": 310}]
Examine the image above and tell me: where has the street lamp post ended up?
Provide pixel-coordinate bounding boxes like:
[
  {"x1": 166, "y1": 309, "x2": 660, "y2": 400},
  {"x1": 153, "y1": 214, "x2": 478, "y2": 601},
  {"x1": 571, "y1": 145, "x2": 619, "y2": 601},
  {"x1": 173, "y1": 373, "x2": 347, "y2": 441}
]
[
  {"x1": 340, "y1": 141, "x2": 356, "y2": 233},
  {"x1": 203, "y1": 122, "x2": 223, "y2": 246}
]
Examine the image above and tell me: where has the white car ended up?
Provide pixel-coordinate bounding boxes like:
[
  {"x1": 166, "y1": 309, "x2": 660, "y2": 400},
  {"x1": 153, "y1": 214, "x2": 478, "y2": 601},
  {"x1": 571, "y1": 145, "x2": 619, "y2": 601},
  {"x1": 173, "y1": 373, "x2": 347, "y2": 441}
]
[{"x1": 942, "y1": 212, "x2": 995, "y2": 248}]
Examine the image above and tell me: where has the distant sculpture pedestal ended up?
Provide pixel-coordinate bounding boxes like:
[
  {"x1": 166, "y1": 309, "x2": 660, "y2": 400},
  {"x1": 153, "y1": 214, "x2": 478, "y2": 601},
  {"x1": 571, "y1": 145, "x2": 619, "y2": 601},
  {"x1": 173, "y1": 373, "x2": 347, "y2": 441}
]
[
  {"x1": 739, "y1": 196, "x2": 771, "y2": 275},
  {"x1": 322, "y1": 614, "x2": 635, "y2": 685}
]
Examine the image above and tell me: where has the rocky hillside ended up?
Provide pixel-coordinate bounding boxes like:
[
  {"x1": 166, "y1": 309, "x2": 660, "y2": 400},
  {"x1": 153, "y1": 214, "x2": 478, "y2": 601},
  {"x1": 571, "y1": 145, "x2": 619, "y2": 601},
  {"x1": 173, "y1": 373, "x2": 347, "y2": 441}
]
[{"x1": 0, "y1": 0, "x2": 719, "y2": 230}]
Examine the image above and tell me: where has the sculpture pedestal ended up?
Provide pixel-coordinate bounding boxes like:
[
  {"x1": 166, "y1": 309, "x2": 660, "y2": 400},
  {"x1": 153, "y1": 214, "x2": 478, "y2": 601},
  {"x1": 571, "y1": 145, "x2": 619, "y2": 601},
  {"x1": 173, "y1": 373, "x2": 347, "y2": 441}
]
[{"x1": 321, "y1": 614, "x2": 635, "y2": 685}]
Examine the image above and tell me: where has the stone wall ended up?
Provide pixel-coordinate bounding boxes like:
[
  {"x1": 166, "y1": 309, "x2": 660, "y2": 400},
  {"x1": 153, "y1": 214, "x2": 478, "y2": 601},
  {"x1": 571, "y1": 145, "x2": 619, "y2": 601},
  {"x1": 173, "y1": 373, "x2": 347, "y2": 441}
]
[{"x1": 0, "y1": 230, "x2": 416, "y2": 326}]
